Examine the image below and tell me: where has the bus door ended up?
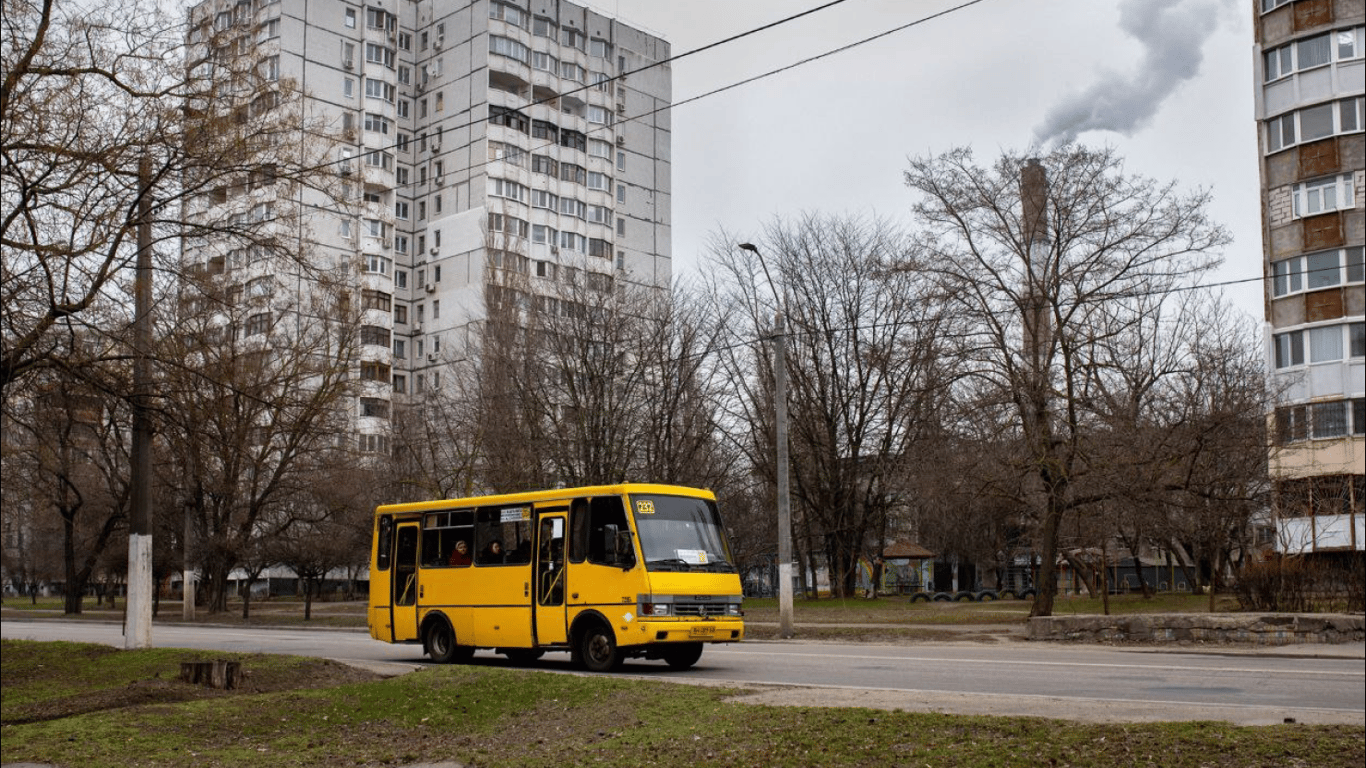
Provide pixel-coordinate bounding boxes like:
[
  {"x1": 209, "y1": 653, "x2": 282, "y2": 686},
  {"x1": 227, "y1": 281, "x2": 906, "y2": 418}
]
[
  {"x1": 391, "y1": 521, "x2": 420, "y2": 642},
  {"x1": 534, "y1": 513, "x2": 568, "y2": 646}
]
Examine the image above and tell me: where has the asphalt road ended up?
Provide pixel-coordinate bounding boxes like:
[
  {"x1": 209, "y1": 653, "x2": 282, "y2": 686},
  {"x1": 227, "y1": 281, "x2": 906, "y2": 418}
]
[{"x1": 3, "y1": 619, "x2": 1362, "y2": 726}]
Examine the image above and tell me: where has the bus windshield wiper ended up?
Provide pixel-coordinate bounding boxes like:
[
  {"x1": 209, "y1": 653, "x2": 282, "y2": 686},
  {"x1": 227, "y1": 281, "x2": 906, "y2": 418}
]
[{"x1": 646, "y1": 558, "x2": 692, "y2": 571}]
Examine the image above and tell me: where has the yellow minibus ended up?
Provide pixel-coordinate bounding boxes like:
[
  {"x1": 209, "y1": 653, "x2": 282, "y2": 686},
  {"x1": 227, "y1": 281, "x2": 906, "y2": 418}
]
[{"x1": 368, "y1": 483, "x2": 744, "y2": 670}]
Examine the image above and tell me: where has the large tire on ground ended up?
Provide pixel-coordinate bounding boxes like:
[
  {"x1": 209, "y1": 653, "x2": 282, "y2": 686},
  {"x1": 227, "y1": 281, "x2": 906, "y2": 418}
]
[
  {"x1": 661, "y1": 642, "x2": 704, "y2": 670},
  {"x1": 426, "y1": 619, "x2": 473, "y2": 664},
  {"x1": 976, "y1": 590, "x2": 999, "y2": 602},
  {"x1": 909, "y1": 592, "x2": 932, "y2": 603},
  {"x1": 577, "y1": 623, "x2": 622, "y2": 672},
  {"x1": 502, "y1": 648, "x2": 544, "y2": 666},
  {"x1": 931, "y1": 592, "x2": 952, "y2": 602},
  {"x1": 1017, "y1": 588, "x2": 1037, "y2": 600},
  {"x1": 953, "y1": 591, "x2": 977, "y2": 602}
]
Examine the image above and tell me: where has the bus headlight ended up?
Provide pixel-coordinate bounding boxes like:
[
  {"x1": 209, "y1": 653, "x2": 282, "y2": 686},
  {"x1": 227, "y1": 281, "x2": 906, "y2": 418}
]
[
  {"x1": 726, "y1": 603, "x2": 742, "y2": 616},
  {"x1": 641, "y1": 602, "x2": 671, "y2": 616}
]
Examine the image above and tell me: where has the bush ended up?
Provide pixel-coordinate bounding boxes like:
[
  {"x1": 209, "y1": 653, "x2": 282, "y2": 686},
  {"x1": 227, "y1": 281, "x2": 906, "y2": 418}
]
[{"x1": 1234, "y1": 555, "x2": 1364, "y2": 612}]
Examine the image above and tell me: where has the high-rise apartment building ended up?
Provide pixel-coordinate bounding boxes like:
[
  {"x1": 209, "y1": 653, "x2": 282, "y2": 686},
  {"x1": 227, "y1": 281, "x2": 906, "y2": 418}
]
[
  {"x1": 1252, "y1": 0, "x2": 1364, "y2": 556},
  {"x1": 185, "y1": 0, "x2": 672, "y2": 455}
]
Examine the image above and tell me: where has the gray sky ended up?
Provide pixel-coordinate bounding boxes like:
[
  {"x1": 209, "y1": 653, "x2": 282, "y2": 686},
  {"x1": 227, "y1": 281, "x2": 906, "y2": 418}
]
[{"x1": 601, "y1": 0, "x2": 1263, "y2": 321}]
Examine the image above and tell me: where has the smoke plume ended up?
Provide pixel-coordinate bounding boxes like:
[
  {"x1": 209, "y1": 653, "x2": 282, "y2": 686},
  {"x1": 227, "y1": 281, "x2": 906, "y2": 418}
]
[{"x1": 1032, "y1": 0, "x2": 1230, "y2": 147}]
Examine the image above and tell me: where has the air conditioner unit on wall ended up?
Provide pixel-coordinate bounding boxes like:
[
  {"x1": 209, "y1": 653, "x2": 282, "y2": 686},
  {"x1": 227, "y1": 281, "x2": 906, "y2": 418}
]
[
  {"x1": 427, "y1": 352, "x2": 438, "y2": 362},
  {"x1": 615, "y1": 136, "x2": 625, "y2": 146},
  {"x1": 413, "y1": 322, "x2": 423, "y2": 333},
  {"x1": 425, "y1": 283, "x2": 436, "y2": 293}
]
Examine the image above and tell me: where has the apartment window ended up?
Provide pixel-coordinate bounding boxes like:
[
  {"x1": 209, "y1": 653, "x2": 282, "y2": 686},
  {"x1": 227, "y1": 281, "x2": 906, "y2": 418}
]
[
  {"x1": 489, "y1": 177, "x2": 528, "y2": 203},
  {"x1": 531, "y1": 190, "x2": 558, "y2": 210},
  {"x1": 490, "y1": 35, "x2": 530, "y2": 64},
  {"x1": 532, "y1": 154, "x2": 558, "y2": 176},
  {"x1": 365, "y1": 254, "x2": 391, "y2": 275},
  {"x1": 361, "y1": 361, "x2": 391, "y2": 382},
  {"x1": 489, "y1": 2, "x2": 528, "y2": 28},
  {"x1": 532, "y1": 51, "x2": 557, "y2": 72},
  {"x1": 588, "y1": 138, "x2": 612, "y2": 159},
  {"x1": 490, "y1": 105, "x2": 529, "y2": 133},
  {"x1": 1267, "y1": 97, "x2": 1364, "y2": 153},
  {"x1": 418, "y1": 200, "x2": 426, "y2": 220},
  {"x1": 1291, "y1": 174, "x2": 1354, "y2": 218},
  {"x1": 394, "y1": 305, "x2": 408, "y2": 325},
  {"x1": 393, "y1": 374, "x2": 407, "y2": 394},
  {"x1": 586, "y1": 171, "x2": 610, "y2": 191},
  {"x1": 365, "y1": 78, "x2": 396, "y2": 103},
  {"x1": 395, "y1": 201, "x2": 409, "y2": 220},
  {"x1": 559, "y1": 231, "x2": 586, "y2": 252},
  {"x1": 398, "y1": 99, "x2": 410, "y2": 118},
  {"x1": 344, "y1": 8, "x2": 356, "y2": 28},
  {"x1": 617, "y1": 217, "x2": 625, "y2": 236},
  {"x1": 1275, "y1": 405, "x2": 1308, "y2": 443},
  {"x1": 344, "y1": 78, "x2": 355, "y2": 98},
  {"x1": 1265, "y1": 26, "x2": 1365, "y2": 81},
  {"x1": 617, "y1": 151, "x2": 626, "y2": 171},
  {"x1": 1312, "y1": 401, "x2": 1347, "y2": 438},
  {"x1": 434, "y1": 229, "x2": 442, "y2": 247},
  {"x1": 533, "y1": 16, "x2": 556, "y2": 38},
  {"x1": 532, "y1": 120, "x2": 558, "y2": 142},
  {"x1": 560, "y1": 163, "x2": 585, "y2": 185},
  {"x1": 340, "y1": 219, "x2": 352, "y2": 238},
  {"x1": 532, "y1": 224, "x2": 556, "y2": 244},
  {"x1": 395, "y1": 269, "x2": 408, "y2": 288},
  {"x1": 257, "y1": 18, "x2": 279, "y2": 41},
  {"x1": 616, "y1": 184, "x2": 626, "y2": 203},
  {"x1": 398, "y1": 32, "x2": 412, "y2": 51},
  {"x1": 432, "y1": 300, "x2": 440, "y2": 319},
  {"x1": 360, "y1": 397, "x2": 390, "y2": 419},
  {"x1": 1309, "y1": 325, "x2": 1343, "y2": 362},
  {"x1": 560, "y1": 61, "x2": 585, "y2": 83},
  {"x1": 588, "y1": 238, "x2": 612, "y2": 259},
  {"x1": 364, "y1": 113, "x2": 391, "y2": 134},
  {"x1": 361, "y1": 289, "x2": 392, "y2": 312},
  {"x1": 245, "y1": 312, "x2": 271, "y2": 336},
  {"x1": 261, "y1": 55, "x2": 279, "y2": 81},
  {"x1": 562, "y1": 28, "x2": 585, "y2": 50},
  {"x1": 586, "y1": 105, "x2": 612, "y2": 125},
  {"x1": 360, "y1": 325, "x2": 391, "y2": 347},
  {"x1": 559, "y1": 197, "x2": 586, "y2": 219},
  {"x1": 394, "y1": 336, "x2": 406, "y2": 355},
  {"x1": 590, "y1": 38, "x2": 611, "y2": 59},
  {"x1": 586, "y1": 204, "x2": 610, "y2": 224},
  {"x1": 1274, "y1": 330, "x2": 1304, "y2": 368},
  {"x1": 366, "y1": 43, "x2": 396, "y2": 69},
  {"x1": 489, "y1": 141, "x2": 525, "y2": 166},
  {"x1": 1273, "y1": 247, "x2": 1366, "y2": 296}
]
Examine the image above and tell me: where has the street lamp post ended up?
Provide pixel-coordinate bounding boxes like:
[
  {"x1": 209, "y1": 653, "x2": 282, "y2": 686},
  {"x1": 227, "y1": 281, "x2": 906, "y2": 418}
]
[{"x1": 739, "y1": 242, "x2": 794, "y2": 638}]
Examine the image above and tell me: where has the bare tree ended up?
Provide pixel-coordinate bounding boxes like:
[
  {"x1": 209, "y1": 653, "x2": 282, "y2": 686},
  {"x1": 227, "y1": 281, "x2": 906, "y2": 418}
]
[
  {"x1": 705, "y1": 214, "x2": 953, "y2": 598},
  {"x1": 155, "y1": 266, "x2": 359, "y2": 613},
  {"x1": 2, "y1": 0, "x2": 334, "y2": 393},
  {"x1": 904, "y1": 145, "x2": 1229, "y2": 616}
]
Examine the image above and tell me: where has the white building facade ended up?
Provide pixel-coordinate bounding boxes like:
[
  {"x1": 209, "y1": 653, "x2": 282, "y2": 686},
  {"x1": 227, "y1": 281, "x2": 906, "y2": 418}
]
[
  {"x1": 186, "y1": 0, "x2": 672, "y2": 455},
  {"x1": 1253, "y1": 0, "x2": 1364, "y2": 555}
]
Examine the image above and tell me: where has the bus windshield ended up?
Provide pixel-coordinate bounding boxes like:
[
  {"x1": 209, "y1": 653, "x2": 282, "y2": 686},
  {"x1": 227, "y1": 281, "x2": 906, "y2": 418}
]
[{"x1": 630, "y1": 494, "x2": 735, "y2": 572}]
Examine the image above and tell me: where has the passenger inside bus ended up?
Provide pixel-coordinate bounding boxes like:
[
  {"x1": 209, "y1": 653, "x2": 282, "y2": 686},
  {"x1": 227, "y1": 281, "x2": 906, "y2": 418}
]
[
  {"x1": 448, "y1": 539, "x2": 471, "y2": 566},
  {"x1": 480, "y1": 540, "x2": 504, "y2": 564}
]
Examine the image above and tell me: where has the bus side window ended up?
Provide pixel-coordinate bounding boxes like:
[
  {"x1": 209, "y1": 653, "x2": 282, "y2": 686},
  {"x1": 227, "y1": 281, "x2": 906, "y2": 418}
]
[
  {"x1": 587, "y1": 496, "x2": 630, "y2": 566},
  {"x1": 375, "y1": 516, "x2": 393, "y2": 570},
  {"x1": 568, "y1": 499, "x2": 589, "y2": 563}
]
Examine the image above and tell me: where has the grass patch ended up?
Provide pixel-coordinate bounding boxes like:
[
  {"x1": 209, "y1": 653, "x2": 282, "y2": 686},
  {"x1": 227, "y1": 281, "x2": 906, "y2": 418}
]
[{"x1": 3, "y1": 640, "x2": 1361, "y2": 768}]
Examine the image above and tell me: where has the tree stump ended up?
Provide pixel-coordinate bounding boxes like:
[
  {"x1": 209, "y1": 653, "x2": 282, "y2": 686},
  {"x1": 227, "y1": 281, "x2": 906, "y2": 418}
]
[{"x1": 179, "y1": 660, "x2": 240, "y2": 689}]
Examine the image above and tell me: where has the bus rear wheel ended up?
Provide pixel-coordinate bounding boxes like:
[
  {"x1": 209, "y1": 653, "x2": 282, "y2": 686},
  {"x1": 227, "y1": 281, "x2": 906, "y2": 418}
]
[
  {"x1": 578, "y1": 624, "x2": 621, "y2": 672},
  {"x1": 426, "y1": 620, "x2": 473, "y2": 664},
  {"x1": 662, "y1": 642, "x2": 703, "y2": 670}
]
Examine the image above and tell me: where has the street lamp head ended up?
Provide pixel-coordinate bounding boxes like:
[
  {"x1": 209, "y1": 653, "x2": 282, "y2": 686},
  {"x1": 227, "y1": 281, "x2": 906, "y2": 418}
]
[{"x1": 738, "y1": 242, "x2": 759, "y2": 254}]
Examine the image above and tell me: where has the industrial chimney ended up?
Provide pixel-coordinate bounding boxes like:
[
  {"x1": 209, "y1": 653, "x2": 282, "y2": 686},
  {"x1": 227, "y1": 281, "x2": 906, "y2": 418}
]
[{"x1": 1020, "y1": 159, "x2": 1050, "y2": 367}]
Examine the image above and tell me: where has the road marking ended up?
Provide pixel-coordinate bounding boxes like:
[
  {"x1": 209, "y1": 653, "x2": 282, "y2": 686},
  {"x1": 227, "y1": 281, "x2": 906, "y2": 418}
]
[{"x1": 710, "y1": 648, "x2": 1365, "y2": 676}]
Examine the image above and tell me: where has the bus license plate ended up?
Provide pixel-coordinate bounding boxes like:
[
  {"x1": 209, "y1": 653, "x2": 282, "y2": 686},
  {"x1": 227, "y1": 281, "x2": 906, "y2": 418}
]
[{"x1": 689, "y1": 626, "x2": 715, "y2": 638}]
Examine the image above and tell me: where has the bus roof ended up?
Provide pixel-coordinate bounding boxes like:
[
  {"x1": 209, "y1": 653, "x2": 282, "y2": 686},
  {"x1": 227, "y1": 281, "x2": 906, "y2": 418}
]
[{"x1": 374, "y1": 483, "x2": 716, "y2": 517}]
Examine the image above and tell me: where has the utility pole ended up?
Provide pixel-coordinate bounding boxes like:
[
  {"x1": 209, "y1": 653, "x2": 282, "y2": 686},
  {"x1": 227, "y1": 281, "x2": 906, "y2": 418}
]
[
  {"x1": 740, "y1": 243, "x2": 794, "y2": 638},
  {"x1": 126, "y1": 156, "x2": 154, "y2": 648}
]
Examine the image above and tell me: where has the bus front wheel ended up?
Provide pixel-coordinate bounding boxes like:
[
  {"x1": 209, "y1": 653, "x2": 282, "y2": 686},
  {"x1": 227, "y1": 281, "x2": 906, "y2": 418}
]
[
  {"x1": 426, "y1": 620, "x2": 472, "y2": 664},
  {"x1": 662, "y1": 642, "x2": 703, "y2": 670},
  {"x1": 578, "y1": 624, "x2": 621, "y2": 672}
]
